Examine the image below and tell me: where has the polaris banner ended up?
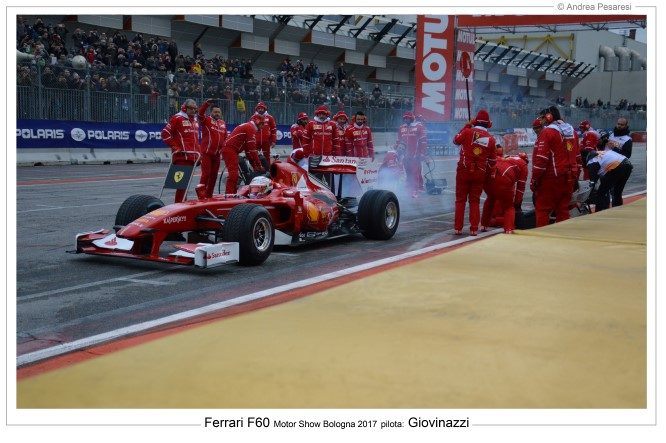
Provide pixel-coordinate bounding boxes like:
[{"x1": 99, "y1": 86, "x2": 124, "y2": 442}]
[{"x1": 17, "y1": 119, "x2": 295, "y2": 149}]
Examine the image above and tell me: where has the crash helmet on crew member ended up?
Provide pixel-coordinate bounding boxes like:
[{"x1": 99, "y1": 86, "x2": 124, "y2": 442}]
[
  {"x1": 517, "y1": 151, "x2": 529, "y2": 164},
  {"x1": 495, "y1": 143, "x2": 504, "y2": 157},
  {"x1": 403, "y1": 111, "x2": 415, "y2": 124},
  {"x1": 248, "y1": 175, "x2": 273, "y2": 197},
  {"x1": 297, "y1": 111, "x2": 309, "y2": 124},
  {"x1": 579, "y1": 120, "x2": 591, "y2": 132}
]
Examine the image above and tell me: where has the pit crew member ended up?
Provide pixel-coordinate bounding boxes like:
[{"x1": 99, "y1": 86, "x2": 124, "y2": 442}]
[
  {"x1": 195, "y1": 98, "x2": 227, "y2": 199},
  {"x1": 395, "y1": 111, "x2": 427, "y2": 198},
  {"x1": 452, "y1": 109, "x2": 497, "y2": 235},
  {"x1": 345, "y1": 111, "x2": 374, "y2": 160},
  {"x1": 222, "y1": 114, "x2": 265, "y2": 195},
  {"x1": 161, "y1": 98, "x2": 200, "y2": 202},
  {"x1": 253, "y1": 101, "x2": 277, "y2": 168},
  {"x1": 481, "y1": 152, "x2": 528, "y2": 234}
]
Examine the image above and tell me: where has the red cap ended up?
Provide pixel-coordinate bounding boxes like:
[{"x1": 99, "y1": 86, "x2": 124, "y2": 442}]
[
  {"x1": 532, "y1": 118, "x2": 542, "y2": 129},
  {"x1": 333, "y1": 111, "x2": 348, "y2": 121},
  {"x1": 403, "y1": 111, "x2": 415, "y2": 120},
  {"x1": 579, "y1": 120, "x2": 591, "y2": 131},
  {"x1": 473, "y1": 109, "x2": 491, "y2": 126},
  {"x1": 255, "y1": 101, "x2": 267, "y2": 112},
  {"x1": 315, "y1": 105, "x2": 330, "y2": 116},
  {"x1": 297, "y1": 112, "x2": 308, "y2": 120}
]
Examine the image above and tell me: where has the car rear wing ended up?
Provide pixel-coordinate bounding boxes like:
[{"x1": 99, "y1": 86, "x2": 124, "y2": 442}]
[{"x1": 308, "y1": 155, "x2": 380, "y2": 197}]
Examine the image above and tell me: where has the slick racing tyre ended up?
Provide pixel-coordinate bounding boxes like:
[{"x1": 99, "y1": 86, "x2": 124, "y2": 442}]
[
  {"x1": 223, "y1": 204, "x2": 274, "y2": 266},
  {"x1": 115, "y1": 195, "x2": 165, "y2": 226},
  {"x1": 358, "y1": 190, "x2": 400, "y2": 240}
]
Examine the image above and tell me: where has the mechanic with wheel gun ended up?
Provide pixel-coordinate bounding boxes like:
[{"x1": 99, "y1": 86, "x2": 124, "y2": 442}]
[
  {"x1": 161, "y1": 98, "x2": 200, "y2": 203},
  {"x1": 195, "y1": 98, "x2": 227, "y2": 199},
  {"x1": 481, "y1": 152, "x2": 529, "y2": 234},
  {"x1": 452, "y1": 109, "x2": 497, "y2": 235},
  {"x1": 222, "y1": 114, "x2": 266, "y2": 195},
  {"x1": 395, "y1": 111, "x2": 427, "y2": 199}
]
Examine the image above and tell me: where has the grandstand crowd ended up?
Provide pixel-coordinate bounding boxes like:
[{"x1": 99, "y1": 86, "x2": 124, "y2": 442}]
[{"x1": 16, "y1": 16, "x2": 414, "y2": 111}]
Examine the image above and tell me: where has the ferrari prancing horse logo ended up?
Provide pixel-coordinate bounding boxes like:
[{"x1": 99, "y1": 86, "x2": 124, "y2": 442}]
[{"x1": 174, "y1": 171, "x2": 184, "y2": 183}]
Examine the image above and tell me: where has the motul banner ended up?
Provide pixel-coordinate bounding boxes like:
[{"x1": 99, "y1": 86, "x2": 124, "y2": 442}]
[
  {"x1": 415, "y1": 15, "x2": 455, "y2": 122},
  {"x1": 453, "y1": 29, "x2": 476, "y2": 121}
]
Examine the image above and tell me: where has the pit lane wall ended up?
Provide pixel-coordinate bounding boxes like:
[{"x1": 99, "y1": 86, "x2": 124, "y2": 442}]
[
  {"x1": 15, "y1": 119, "x2": 647, "y2": 165},
  {"x1": 16, "y1": 119, "x2": 400, "y2": 166}
]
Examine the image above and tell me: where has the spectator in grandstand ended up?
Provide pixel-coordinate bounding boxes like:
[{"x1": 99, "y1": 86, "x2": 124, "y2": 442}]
[
  {"x1": 453, "y1": 109, "x2": 497, "y2": 234},
  {"x1": 222, "y1": 114, "x2": 266, "y2": 194},
  {"x1": 196, "y1": 98, "x2": 228, "y2": 199},
  {"x1": 161, "y1": 98, "x2": 200, "y2": 203},
  {"x1": 530, "y1": 106, "x2": 580, "y2": 227},
  {"x1": 337, "y1": 62, "x2": 347, "y2": 88},
  {"x1": 253, "y1": 102, "x2": 277, "y2": 168},
  {"x1": 345, "y1": 111, "x2": 374, "y2": 160},
  {"x1": 396, "y1": 111, "x2": 428, "y2": 199}
]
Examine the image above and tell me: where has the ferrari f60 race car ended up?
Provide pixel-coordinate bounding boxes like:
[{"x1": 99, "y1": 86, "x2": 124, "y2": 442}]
[{"x1": 74, "y1": 156, "x2": 400, "y2": 268}]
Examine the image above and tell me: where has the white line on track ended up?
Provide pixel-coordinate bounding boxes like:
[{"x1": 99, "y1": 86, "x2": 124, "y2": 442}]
[
  {"x1": 17, "y1": 176, "x2": 165, "y2": 187},
  {"x1": 18, "y1": 268, "x2": 179, "y2": 303},
  {"x1": 18, "y1": 202, "x2": 122, "y2": 213},
  {"x1": 17, "y1": 231, "x2": 500, "y2": 366},
  {"x1": 118, "y1": 278, "x2": 174, "y2": 286}
]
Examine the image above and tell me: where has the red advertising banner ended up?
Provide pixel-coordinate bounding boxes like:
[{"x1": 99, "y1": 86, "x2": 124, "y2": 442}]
[
  {"x1": 457, "y1": 15, "x2": 645, "y2": 27},
  {"x1": 415, "y1": 15, "x2": 455, "y2": 122},
  {"x1": 453, "y1": 29, "x2": 476, "y2": 121}
]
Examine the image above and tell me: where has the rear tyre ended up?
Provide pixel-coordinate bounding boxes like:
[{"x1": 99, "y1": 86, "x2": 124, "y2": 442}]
[
  {"x1": 358, "y1": 190, "x2": 400, "y2": 240},
  {"x1": 115, "y1": 195, "x2": 165, "y2": 226},
  {"x1": 223, "y1": 204, "x2": 274, "y2": 266}
]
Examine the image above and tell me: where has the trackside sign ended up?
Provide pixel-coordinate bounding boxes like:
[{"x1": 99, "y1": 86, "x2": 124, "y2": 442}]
[{"x1": 415, "y1": 15, "x2": 455, "y2": 122}]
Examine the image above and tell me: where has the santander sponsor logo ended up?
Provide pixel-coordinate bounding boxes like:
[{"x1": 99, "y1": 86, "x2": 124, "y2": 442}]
[
  {"x1": 104, "y1": 236, "x2": 118, "y2": 246},
  {"x1": 416, "y1": 15, "x2": 454, "y2": 121},
  {"x1": 207, "y1": 250, "x2": 231, "y2": 260}
]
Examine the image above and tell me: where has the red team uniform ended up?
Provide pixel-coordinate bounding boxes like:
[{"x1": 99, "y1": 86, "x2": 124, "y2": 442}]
[
  {"x1": 395, "y1": 112, "x2": 427, "y2": 198},
  {"x1": 161, "y1": 102, "x2": 200, "y2": 202},
  {"x1": 222, "y1": 116, "x2": 265, "y2": 194},
  {"x1": 196, "y1": 100, "x2": 227, "y2": 198},
  {"x1": 481, "y1": 153, "x2": 528, "y2": 233},
  {"x1": 253, "y1": 102, "x2": 277, "y2": 167},
  {"x1": 530, "y1": 108, "x2": 581, "y2": 227},
  {"x1": 452, "y1": 110, "x2": 497, "y2": 234}
]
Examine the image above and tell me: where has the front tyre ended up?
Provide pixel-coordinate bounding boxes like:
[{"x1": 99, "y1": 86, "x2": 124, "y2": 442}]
[
  {"x1": 115, "y1": 195, "x2": 165, "y2": 226},
  {"x1": 357, "y1": 190, "x2": 400, "y2": 240},
  {"x1": 223, "y1": 204, "x2": 274, "y2": 266}
]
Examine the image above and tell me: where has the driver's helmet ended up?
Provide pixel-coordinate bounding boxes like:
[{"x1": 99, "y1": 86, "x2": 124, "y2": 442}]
[{"x1": 248, "y1": 175, "x2": 272, "y2": 197}]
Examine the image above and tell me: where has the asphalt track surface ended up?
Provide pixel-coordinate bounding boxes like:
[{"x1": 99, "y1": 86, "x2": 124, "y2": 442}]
[{"x1": 15, "y1": 145, "x2": 647, "y2": 364}]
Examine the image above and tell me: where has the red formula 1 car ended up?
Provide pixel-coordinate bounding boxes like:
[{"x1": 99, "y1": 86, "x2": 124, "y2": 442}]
[{"x1": 74, "y1": 158, "x2": 400, "y2": 268}]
